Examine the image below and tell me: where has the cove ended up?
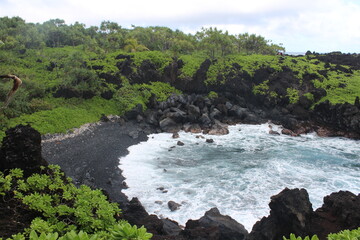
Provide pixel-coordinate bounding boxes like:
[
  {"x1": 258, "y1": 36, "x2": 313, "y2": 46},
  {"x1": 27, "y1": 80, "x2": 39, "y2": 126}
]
[{"x1": 119, "y1": 124, "x2": 360, "y2": 231}]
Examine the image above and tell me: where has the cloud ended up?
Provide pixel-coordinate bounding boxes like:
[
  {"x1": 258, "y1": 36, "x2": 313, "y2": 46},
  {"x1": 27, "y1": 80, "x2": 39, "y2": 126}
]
[{"x1": 0, "y1": 0, "x2": 359, "y2": 52}]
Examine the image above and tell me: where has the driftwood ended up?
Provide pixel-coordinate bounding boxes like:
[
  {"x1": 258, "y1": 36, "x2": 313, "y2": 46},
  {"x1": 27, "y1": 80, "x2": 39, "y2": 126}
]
[{"x1": 0, "y1": 74, "x2": 22, "y2": 108}]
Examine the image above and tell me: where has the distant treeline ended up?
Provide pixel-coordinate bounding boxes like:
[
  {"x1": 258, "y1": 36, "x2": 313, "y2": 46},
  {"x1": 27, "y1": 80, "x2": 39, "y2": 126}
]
[{"x1": 0, "y1": 16, "x2": 284, "y2": 58}]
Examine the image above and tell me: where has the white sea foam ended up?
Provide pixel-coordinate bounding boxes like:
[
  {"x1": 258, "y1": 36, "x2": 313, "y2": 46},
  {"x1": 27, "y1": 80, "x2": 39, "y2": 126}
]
[{"x1": 119, "y1": 124, "x2": 360, "y2": 231}]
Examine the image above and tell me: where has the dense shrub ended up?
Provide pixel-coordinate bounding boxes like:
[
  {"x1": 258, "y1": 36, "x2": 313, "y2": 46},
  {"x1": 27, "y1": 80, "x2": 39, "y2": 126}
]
[{"x1": 0, "y1": 165, "x2": 153, "y2": 240}]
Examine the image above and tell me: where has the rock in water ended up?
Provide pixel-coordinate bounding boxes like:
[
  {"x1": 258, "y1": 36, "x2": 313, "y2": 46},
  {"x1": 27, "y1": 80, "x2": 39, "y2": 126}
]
[{"x1": 168, "y1": 201, "x2": 181, "y2": 211}]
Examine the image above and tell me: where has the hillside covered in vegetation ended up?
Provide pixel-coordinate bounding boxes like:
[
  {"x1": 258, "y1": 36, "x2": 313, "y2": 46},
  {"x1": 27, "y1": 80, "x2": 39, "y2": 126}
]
[{"x1": 1, "y1": 16, "x2": 360, "y2": 240}]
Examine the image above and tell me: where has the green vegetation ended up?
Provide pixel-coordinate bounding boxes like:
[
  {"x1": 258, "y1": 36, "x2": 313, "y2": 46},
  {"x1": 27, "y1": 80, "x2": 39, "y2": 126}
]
[
  {"x1": 286, "y1": 88, "x2": 300, "y2": 104},
  {"x1": 113, "y1": 81, "x2": 181, "y2": 112},
  {"x1": 283, "y1": 228, "x2": 360, "y2": 240},
  {"x1": 328, "y1": 227, "x2": 360, "y2": 240},
  {"x1": 179, "y1": 54, "x2": 207, "y2": 78},
  {"x1": 0, "y1": 97, "x2": 120, "y2": 140},
  {"x1": 0, "y1": 165, "x2": 153, "y2": 240},
  {"x1": 253, "y1": 80, "x2": 270, "y2": 95},
  {"x1": 208, "y1": 91, "x2": 219, "y2": 99},
  {"x1": 314, "y1": 70, "x2": 360, "y2": 104},
  {"x1": 1, "y1": 16, "x2": 360, "y2": 141},
  {"x1": 130, "y1": 51, "x2": 172, "y2": 73},
  {"x1": 283, "y1": 234, "x2": 319, "y2": 240}
]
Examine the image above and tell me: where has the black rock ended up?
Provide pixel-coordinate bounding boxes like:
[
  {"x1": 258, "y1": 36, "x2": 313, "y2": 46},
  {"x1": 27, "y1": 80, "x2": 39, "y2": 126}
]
[
  {"x1": 168, "y1": 201, "x2": 182, "y2": 211},
  {"x1": 0, "y1": 125, "x2": 48, "y2": 177},
  {"x1": 248, "y1": 188, "x2": 313, "y2": 240},
  {"x1": 182, "y1": 208, "x2": 248, "y2": 240}
]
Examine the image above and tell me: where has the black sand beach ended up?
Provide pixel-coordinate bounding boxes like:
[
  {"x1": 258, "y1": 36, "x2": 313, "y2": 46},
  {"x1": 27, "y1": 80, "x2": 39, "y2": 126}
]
[{"x1": 41, "y1": 120, "x2": 156, "y2": 207}]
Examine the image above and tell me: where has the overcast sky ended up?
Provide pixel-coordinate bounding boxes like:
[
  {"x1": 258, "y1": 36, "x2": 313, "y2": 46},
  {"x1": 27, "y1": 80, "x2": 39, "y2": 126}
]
[{"x1": 1, "y1": 0, "x2": 360, "y2": 53}]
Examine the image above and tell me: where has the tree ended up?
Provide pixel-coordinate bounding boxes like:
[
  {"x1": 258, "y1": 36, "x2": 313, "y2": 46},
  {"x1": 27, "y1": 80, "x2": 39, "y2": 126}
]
[
  {"x1": 123, "y1": 38, "x2": 148, "y2": 52},
  {"x1": 196, "y1": 27, "x2": 234, "y2": 58},
  {"x1": 40, "y1": 19, "x2": 67, "y2": 47}
]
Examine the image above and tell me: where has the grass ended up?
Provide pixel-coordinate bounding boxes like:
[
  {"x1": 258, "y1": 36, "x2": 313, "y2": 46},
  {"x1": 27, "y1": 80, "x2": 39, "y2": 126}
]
[
  {"x1": 0, "y1": 97, "x2": 120, "y2": 140},
  {"x1": 315, "y1": 70, "x2": 360, "y2": 104}
]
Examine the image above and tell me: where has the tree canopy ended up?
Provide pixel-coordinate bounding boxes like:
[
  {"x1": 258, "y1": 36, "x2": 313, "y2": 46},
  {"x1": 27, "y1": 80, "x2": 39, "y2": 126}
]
[{"x1": 0, "y1": 17, "x2": 285, "y2": 57}]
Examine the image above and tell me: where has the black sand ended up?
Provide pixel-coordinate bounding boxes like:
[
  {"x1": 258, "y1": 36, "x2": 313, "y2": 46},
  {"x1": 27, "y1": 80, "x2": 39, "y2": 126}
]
[{"x1": 41, "y1": 120, "x2": 155, "y2": 207}]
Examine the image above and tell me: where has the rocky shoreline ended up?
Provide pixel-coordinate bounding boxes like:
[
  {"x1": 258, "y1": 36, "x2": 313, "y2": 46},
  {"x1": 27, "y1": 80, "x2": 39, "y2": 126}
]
[
  {"x1": 3, "y1": 52, "x2": 360, "y2": 239},
  {"x1": 37, "y1": 91, "x2": 360, "y2": 240},
  {"x1": 0, "y1": 120, "x2": 357, "y2": 240}
]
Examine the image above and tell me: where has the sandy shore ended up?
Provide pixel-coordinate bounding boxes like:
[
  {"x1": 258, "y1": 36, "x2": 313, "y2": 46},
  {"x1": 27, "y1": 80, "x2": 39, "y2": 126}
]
[{"x1": 41, "y1": 120, "x2": 156, "y2": 207}]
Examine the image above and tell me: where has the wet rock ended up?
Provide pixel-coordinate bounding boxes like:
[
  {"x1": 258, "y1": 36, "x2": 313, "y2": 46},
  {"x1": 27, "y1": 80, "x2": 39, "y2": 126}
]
[
  {"x1": 182, "y1": 208, "x2": 248, "y2": 240},
  {"x1": 313, "y1": 100, "x2": 360, "y2": 138},
  {"x1": 310, "y1": 191, "x2": 360, "y2": 240},
  {"x1": 248, "y1": 188, "x2": 313, "y2": 240},
  {"x1": 269, "y1": 130, "x2": 280, "y2": 135},
  {"x1": 172, "y1": 132, "x2": 180, "y2": 138},
  {"x1": 206, "y1": 139, "x2": 214, "y2": 143},
  {"x1": 159, "y1": 117, "x2": 181, "y2": 133},
  {"x1": 162, "y1": 219, "x2": 183, "y2": 236},
  {"x1": 281, "y1": 128, "x2": 299, "y2": 137},
  {"x1": 183, "y1": 123, "x2": 202, "y2": 133},
  {"x1": 122, "y1": 198, "x2": 166, "y2": 235},
  {"x1": 168, "y1": 201, "x2": 182, "y2": 211},
  {"x1": 208, "y1": 122, "x2": 229, "y2": 135},
  {"x1": 177, "y1": 141, "x2": 185, "y2": 146}
]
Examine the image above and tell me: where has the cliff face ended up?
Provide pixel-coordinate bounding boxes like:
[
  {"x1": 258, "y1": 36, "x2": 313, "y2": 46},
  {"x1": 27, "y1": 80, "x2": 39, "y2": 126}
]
[{"x1": 109, "y1": 54, "x2": 360, "y2": 138}]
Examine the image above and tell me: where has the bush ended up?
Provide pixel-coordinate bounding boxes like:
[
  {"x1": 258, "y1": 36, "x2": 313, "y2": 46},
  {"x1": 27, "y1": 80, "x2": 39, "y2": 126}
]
[
  {"x1": 283, "y1": 234, "x2": 319, "y2": 240},
  {"x1": 113, "y1": 81, "x2": 181, "y2": 113},
  {"x1": 0, "y1": 165, "x2": 152, "y2": 239},
  {"x1": 283, "y1": 228, "x2": 360, "y2": 240},
  {"x1": 327, "y1": 227, "x2": 360, "y2": 240},
  {"x1": 208, "y1": 91, "x2": 218, "y2": 99}
]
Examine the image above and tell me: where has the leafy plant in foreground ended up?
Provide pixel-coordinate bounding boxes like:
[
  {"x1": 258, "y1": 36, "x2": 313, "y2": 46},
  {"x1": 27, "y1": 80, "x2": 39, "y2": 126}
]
[
  {"x1": 327, "y1": 227, "x2": 360, "y2": 240},
  {"x1": 283, "y1": 233, "x2": 319, "y2": 240},
  {"x1": 109, "y1": 222, "x2": 152, "y2": 240},
  {"x1": 0, "y1": 165, "x2": 152, "y2": 239}
]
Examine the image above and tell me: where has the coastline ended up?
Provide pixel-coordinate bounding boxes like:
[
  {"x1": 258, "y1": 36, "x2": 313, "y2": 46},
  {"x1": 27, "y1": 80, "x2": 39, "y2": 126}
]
[
  {"x1": 39, "y1": 117, "x2": 360, "y2": 239},
  {"x1": 41, "y1": 118, "x2": 156, "y2": 206}
]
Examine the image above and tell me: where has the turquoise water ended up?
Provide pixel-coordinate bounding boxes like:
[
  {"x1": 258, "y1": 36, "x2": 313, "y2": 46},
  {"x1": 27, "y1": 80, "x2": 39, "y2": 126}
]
[{"x1": 120, "y1": 124, "x2": 360, "y2": 230}]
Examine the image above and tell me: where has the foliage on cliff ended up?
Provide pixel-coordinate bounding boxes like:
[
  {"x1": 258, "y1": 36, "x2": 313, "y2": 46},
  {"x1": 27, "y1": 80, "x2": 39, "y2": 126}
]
[{"x1": 1, "y1": 16, "x2": 359, "y2": 140}]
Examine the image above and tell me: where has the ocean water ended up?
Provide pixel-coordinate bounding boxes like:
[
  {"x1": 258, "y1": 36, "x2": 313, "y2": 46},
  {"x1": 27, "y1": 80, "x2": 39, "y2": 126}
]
[{"x1": 120, "y1": 124, "x2": 360, "y2": 231}]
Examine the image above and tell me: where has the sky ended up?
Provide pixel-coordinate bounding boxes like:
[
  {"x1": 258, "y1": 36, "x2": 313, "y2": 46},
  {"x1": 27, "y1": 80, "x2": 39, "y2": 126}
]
[{"x1": 1, "y1": 0, "x2": 360, "y2": 53}]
